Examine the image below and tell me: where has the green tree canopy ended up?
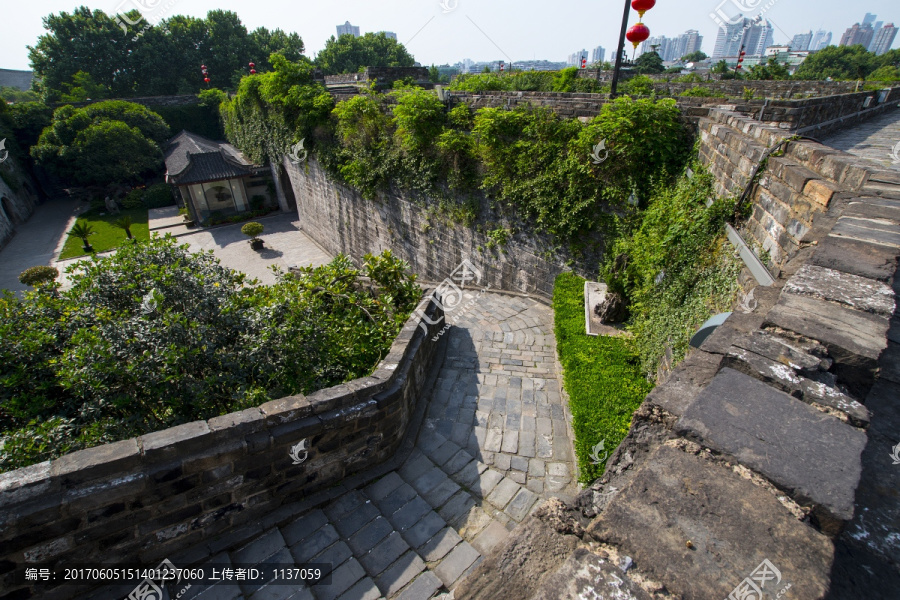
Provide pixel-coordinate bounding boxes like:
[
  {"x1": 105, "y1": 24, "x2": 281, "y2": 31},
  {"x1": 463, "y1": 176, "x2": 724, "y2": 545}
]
[
  {"x1": 681, "y1": 51, "x2": 708, "y2": 63},
  {"x1": 793, "y1": 45, "x2": 875, "y2": 80},
  {"x1": 747, "y1": 57, "x2": 791, "y2": 80},
  {"x1": 314, "y1": 32, "x2": 415, "y2": 75},
  {"x1": 28, "y1": 7, "x2": 306, "y2": 100},
  {"x1": 31, "y1": 100, "x2": 169, "y2": 186},
  {"x1": 634, "y1": 51, "x2": 665, "y2": 74}
]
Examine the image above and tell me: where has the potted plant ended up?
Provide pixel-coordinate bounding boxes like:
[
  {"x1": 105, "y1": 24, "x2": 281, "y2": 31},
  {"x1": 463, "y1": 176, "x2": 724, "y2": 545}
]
[
  {"x1": 114, "y1": 215, "x2": 135, "y2": 240},
  {"x1": 70, "y1": 221, "x2": 95, "y2": 253},
  {"x1": 241, "y1": 221, "x2": 265, "y2": 250}
]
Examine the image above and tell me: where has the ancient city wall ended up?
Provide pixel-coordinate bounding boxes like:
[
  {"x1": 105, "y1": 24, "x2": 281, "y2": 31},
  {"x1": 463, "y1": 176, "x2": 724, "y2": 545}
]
[
  {"x1": 0, "y1": 156, "x2": 41, "y2": 250},
  {"x1": 0, "y1": 299, "x2": 445, "y2": 599}
]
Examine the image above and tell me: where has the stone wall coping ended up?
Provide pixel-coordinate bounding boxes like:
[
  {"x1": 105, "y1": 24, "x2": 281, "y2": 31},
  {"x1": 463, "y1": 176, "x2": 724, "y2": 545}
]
[{"x1": 0, "y1": 293, "x2": 442, "y2": 502}]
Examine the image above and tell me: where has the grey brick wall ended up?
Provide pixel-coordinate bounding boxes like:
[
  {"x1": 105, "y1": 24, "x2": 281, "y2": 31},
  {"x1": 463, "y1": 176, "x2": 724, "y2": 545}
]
[{"x1": 0, "y1": 299, "x2": 445, "y2": 600}]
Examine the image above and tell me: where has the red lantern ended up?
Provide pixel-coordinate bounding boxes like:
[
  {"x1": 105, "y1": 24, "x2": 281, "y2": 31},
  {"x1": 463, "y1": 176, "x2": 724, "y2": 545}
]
[
  {"x1": 631, "y1": 0, "x2": 656, "y2": 18},
  {"x1": 626, "y1": 23, "x2": 650, "y2": 49},
  {"x1": 204, "y1": 77, "x2": 210, "y2": 83}
]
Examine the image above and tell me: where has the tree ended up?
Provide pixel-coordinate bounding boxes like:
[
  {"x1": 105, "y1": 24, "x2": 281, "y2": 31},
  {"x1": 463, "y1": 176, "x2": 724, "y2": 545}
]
[
  {"x1": 747, "y1": 57, "x2": 791, "y2": 80},
  {"x1": 114, "y1": 215, "x2": 134, "y2": 239},
  {"x1": 315, "y1": 32, "x2": 415, "y2": 75},
  {"x1": 634, "y1": 51, "x2": 665, "y2": 74},
  {"x1": 58, "y1": 71, "x2": 110, "y2": 102},
  {"x1": 0, "y1": 87, "x2": 40, "y2": 103},
  {"x1": 793, "y1": 45, "x2": 875, "y2": 80},
  {"x1": 867, "y1": 65, "x2": 900, "y2": 82},
  {"x1": 681, "y1": 51, "x2": 708, "y2": 63},
  {"x1": 32, "y1": 101, "x2": 168, "y2": 186}
]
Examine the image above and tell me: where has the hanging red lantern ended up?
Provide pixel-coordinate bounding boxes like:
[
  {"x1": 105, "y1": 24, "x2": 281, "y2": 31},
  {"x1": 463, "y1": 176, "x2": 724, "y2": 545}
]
[
  {"x1": 204, "y1": 77, "x2": 210, "y2": 83},
  {"x1": 631, "y1": 0, "x2": 656, "y2": 18},
  {"x1": 626, "y1": 23, "x2": 650, "y2": 49},
  {"x1": 249, "y1": 61, "x2": 256, "y2": 74}
]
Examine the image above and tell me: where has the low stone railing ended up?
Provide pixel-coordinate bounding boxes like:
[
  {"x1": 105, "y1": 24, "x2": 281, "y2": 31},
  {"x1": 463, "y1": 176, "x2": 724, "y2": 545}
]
[{"x1": 0, "y1": 296, "x2": 445, "y2": 599}]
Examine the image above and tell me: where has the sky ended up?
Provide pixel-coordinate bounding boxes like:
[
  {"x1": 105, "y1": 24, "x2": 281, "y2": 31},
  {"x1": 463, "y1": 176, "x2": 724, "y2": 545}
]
[{"x1": 1, "y1": 0, "x2": 898, "y2": 71}]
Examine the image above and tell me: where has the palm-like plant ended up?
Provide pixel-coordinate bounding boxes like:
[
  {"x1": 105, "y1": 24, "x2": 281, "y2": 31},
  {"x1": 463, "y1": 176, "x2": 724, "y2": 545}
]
[
  {"x1": 70, "y1": 221, "x2": 95, "y2": 250},
  {"x1": 114, "y1": 215, "x2": 134, "y2": 239}
]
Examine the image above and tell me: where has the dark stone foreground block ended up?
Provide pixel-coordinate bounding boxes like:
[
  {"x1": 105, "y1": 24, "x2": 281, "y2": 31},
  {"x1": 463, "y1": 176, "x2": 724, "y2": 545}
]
[
  {"x1": 530, "y1": 547, "x2": 651, "y2": 600},
  {"x1": 676, "y1": 368, "x2": 866, "y2": 528},
  {"x1": 765, "y1": 292, "x2": 889, "y2": 397},
  {"x1": 807, "y1": 234, "x2": 898, "y2": 282},
  {"x1": 587, "y1": 445, "x2": 833, "y2": 600},
  {"x1": 782, "y1": 264, "x2": 896, "y2": 316}
]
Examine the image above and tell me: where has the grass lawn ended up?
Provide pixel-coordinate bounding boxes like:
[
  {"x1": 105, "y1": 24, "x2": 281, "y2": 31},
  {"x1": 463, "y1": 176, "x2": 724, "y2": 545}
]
[
  {"x1": 553, "y1": 272, "x2": 654, "y2": 484},
  {"x1": 58, "y1": 208, "x2": 150, "y2": 260}
]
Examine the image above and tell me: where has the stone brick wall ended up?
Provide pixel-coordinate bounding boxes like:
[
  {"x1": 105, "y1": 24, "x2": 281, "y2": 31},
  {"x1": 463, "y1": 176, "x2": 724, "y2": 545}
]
[
  {"x1": 0, "y1": 299, "x2": 445, "y2": 600},
  {"x1": 697, "y1": 105, "x2": 893, "y2": 276},
  {"x1": 282, "y1": 156, "x2": 588, "y2": 298},
  {"x1": 0, "y1": 155, "x2": 41, "y2": 250},
  {"x1": 325, "y1": 67, "x2": 431, "y2": 89}
]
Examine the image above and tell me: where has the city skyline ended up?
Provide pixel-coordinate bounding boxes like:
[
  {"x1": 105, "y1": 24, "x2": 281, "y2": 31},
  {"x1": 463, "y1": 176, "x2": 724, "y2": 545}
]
[{"x1": 1, "y1": 1, "x2": 897, "y2": 71}]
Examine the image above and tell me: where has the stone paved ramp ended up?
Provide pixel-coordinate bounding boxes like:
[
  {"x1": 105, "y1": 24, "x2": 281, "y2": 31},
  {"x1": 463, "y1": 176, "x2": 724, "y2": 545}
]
[
  {"x1": 823, "y1": 109, "x2": 900, "y2": 170},
  {"x1": 141, "y1": 292, "x2": 576, "y2": 600}
]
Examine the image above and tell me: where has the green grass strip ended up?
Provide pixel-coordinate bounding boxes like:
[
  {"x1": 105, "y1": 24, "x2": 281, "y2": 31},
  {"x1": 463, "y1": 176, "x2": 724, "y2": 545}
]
[
  {"x1": 553, "y1": 272, "x2": 654, "y2": 483},
  {"x1": 58, "y1": 208, "x2": 150, "y2": 260}
]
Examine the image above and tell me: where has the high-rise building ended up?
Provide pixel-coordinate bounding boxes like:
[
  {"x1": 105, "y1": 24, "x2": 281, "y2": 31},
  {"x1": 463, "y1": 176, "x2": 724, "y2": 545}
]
[
  {"x1": 745, "y1": 19, "x2": 774, "y2": 56},
  {"x1": 862, "y1": 13, "x2": 877, "y2": 27},
  {"x1": 712, "y1": 17, "x2": 772, "y2": 58},
  {"x1": 712, "y1": 17, "x2": 748, "y2": 58},
  {"x1": 377, "y1": 31, "x2": 397, "y2": 40},
  {"x1": 591, "y1": 46, "x2": 606, "y2": 64},
  {"x1": 790, "y1": 31, "x2": 813, "y2": 51},
  {"x1": 810, "y1": 29, "x2": 832, "y2": 50},
  {"x1": 568, "y1": 49, "x2": 588, "y2": 66},
  {"x1": 840, "y1": 23, "x2": 875, "y2": 48},
  {"x1": 676, "y1": 30, "x2": 704, "y2": 59},
  {"x1": 336, "y1": 21, "x2": 360, "y2": 38},
  {"x1": 870, "y1": 23, "x2": 898, "y2": 55}
]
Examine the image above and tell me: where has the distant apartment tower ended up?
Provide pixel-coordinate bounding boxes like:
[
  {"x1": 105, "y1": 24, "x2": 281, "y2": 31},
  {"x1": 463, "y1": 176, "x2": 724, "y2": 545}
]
[
  {"x1": 591, "y1": 46, "x2": 606, "y2": 63},
  {"x1": 840, "y1": 23, "x2": 875, "y2": 48},
  {"x1": 713, "y1": 17, "x2": 772, "y2": 58},
  {"x1": 790, "y1": 31, "x2": 813, "y2": 51},
  {"x1": 336, "y1": 21, "x2": 360, "y2": 37},
  {"x1": 641, "y1": 36, "x2": 670, "y2": 59},
  {"x1": 870, "y1": 23, "x2": 898, "y2": 55},
  {"x1": 810, "y1": 29, "x2": 832, "y2": 51},
  {"x1": 675, "y1": 30, "x2": 703, "y2": 59},
  {"x1": 568, "y1": 49, "x2": 588, "y2": 66},
  {"x1": 712, "y1": 18, "x2": 748, "y2": 58},
  {"x1": 862, "y1": 13, "x2": 877, "y2": 27},
  {"x1": 378, "y1": 31, "x2": 397, "y2": 40}
]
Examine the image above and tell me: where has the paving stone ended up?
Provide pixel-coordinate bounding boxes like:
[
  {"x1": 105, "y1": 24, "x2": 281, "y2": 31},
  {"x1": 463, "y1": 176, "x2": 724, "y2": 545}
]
[
  {"x1": 417, "y1": 432, "x2": 447, "y2": 456},
  {"x1": 505, "y1": 488, "x2": 540, "y2": 522},
  {"x1": 530, "y1": 548, "x2": 651, "y2": 600},
  {"x1": 809, "y1": 232, "x2": 899, "y2": 282},
  {"x1": 389, "y1": 497, "x2": 433, "y2": 531},
  {"x1": 433, "y1": 542, "x2": 481, "y2": 587},
  {"x1": 483, "y1": 428, "x2": 503, "y2": 453},
  {"x1": 399, "y1": 453, "x2": 435, "y2": 482},
  {"x1": 536, "y1": 434, "x2": 553, "y2": 459},
  {"x1": 282, "y1": 509, "x2": 328, "y2": 547},
  {"x1": 420, "y1": 526, "x2": 464, "y2": 562},
  {"x1": 510, "y1": 456, "x2": 529, "y2": 472},
  {"x1": 493, "y1": 453, "x2": 511, "y2": 472},
  {"x1": 526, "y1": 479, "x2": 544, "y2": 495},
  {"x1": 347, "y1": 516, "x2": 393, "y2": 555},
  {"x1": 394, "y1": 572, "x2": 442, "y2": 600},
  {"x1": 438, "y1": 491, "x2": 477, "y2": 524},
  {"x1": 528, "y1": 459, "x2": 545, "y2": 478},
  {"x1": 455, "y1": 505, "x2": 494, "y2": 540},
  {"x1": 451, "y1": 460, "x2": 484, "y2": 488},
  {"x1": 412, "y1": 466, "x2": 450, "y2": 496},
  {"x1": 469, "y1": 469, "x2": 504, "y2": 498},
  {"x1": 335, "y1": 577, "x2": 381, "y2": 600},
  {"x1": 677, "y1": 368, "x2": 867, "y2": 529},
  {"x1": 509, "y1": 471, "x2": 527, "y2": 484},
  {"x1": 315, "y1": 542, "x2": 353, "y2": 575},
  {"x1": 421, "y1": 477, "x2": 461, "y2": 508},
  {"x1": 486, "y1": 478, "x2": 520, "y2": 510},
  {"x1": 470, "y1": 520, "x2": 511, "y2": 556},
  {"x1": 517, "y1": 431, "x2": 536, "y2": 458},
  {"x1": 375, "y1": 552, "x2": 426, "y2": 598},
  {"x1": 431, "y1": 440, "x2": 463, "y2": 465},
  {"x1": 588, "y1": 445, "x2": 833, "y2": 600},
  {"x1": 500, "y1": 430, "x2": 519, "y2": 454},
  {"x1": 547, "y1": 462, "x2": 569, "y2": 478},
  {"x1": 443, "y1": 450, "x2": 474, "y2": 476},
  {"x1": 360, "y1": 531, "x2": 410, "y2": 577},
  {"x1": 364, "y1": 472, "x2": 405, "y2": 503},
  {"x1": 334, "y1": 500, "x2": 380, "y2": 537},
  {"x1": 376, "y1": 483, "x2": 418, "y2": 516},
  {"x1": 193, "y1": 584, "x2": 244, "y2": 599},
  {"x1": 231, "y1": 529, "x2": 286, "y2": 566},
  {"x1": 313, "y1": 558, "x2": 365, "y2": 600},
  {"x1": 249, "y1": 579, "x2": 308, "y2": 600},
  {"x1": 290, "y1": 525, "x2": 339, "y2": 564},
  {"x1": 401, "y1": 510, "x2": 446, "y2": 549},
  {"x1": 324, "y1": 491, "x2": 365, "y2": 521},
  {"x1": 783, "y1": 264, "x2": 895, "y2": 316},
  {"x1": 241, "y1": 548, "x2": 294, "y2": 597},
  {"x1": 451, "y1": 423, "x2": 471, "y2": 447}
]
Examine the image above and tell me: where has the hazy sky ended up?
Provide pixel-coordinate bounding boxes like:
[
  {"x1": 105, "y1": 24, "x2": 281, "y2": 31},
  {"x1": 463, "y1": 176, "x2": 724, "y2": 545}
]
[{"x1": 2, "y1": 0, "x2": 898, "y2": 71}]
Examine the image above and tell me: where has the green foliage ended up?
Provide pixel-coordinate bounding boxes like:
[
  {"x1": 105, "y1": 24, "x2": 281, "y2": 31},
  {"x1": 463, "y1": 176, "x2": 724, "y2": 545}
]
[
  {"x1": 867, "y1": 65, "x2": 900, "y2": 82},
  {"x1": 601, "y1": 167, "x2": 741, "y2": 375},
  {"x1": 634, "y1": 52, "x2": 665, "y2": 75},
  {"x1": 793, "y1": 45, "x2": 876, "y2": 80},
  {"x1": 29, "y1": 7, "x2": 306, "y2": 100},
  {"x1": 69, "y1": 221, "x2": 95, "y2": 245},
  {"x1": 59, "y1": 208, "x2": 150, "y2": 259},
  {"x1": 143, "y1": 183, "x2": 175, "y2": 208},
  {"x1": 5, "y1": 102, "x2": 53, "y2": 152},
  {"x1": 747, "y1": 57, "x2": 791, "y2": 80},
  {"x1": 31, "y1": 101, "x2": 169, "y2": 186},
  {"x1": 0, "y1": 87, "x2": 41, "y2": 103},
  {"x1": 447, "y1": 69, "x2": 606, "y2": 94},
  {"x1": 681, "y1": 51, "x2": 708, "y2": 63},
  {"x1": 553, "y1": 272, "x2": 653, "y2": 483},
  {"x1": 742, "y1": 87, "x2": 755, "y2": 101},
  {"x1": 0, "y1": 238, "x2": 419, "y2": 472},
  {"x1": 620, "y1": 75, "x2": 655, "y2": 96},
  {"x1": 152, "y1": 104, "x2": 225, "y2": 141},
  {"x1": 679, "y1": 86, "x2": 726, "y2": 98},
  {"x1": 113, "y1": 215, "x2": 134, "y2": 239},
  {"x1": 122, "y1": 188, "x2": 144, "y2": 209},
  {"x1": 674, "y1": 73, "x2": 705, "y2": 83},
  {"x1": 315, "y1": 32, "x2": 415, "y2": 75},
  {"x1": 18, "y1": 266, "x2": 59, "y2": 288},
  {"x1": 241, "y1": 221, "x2": 264, "y2": 240}
]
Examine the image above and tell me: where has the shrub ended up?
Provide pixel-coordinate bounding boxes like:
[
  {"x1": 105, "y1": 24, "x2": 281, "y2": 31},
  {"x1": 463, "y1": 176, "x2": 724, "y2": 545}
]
[
  {"x1": 122, "y1": 188, "x2": 144, "y2": 209},
  {"x1": 18, "y1": 266, "x2": 59, "y2": 287},
  {"x1": 241, "y1": 221, "x2": 264, "y2": 240},
  {"x1": 69, "y1": 221, "x2": 95, "y2": 247},
  {"x1": 0, "y1": 237, "x2": 420, "y2": 472},
  {"x1": 143, "y1": 183, "x2": 175, "y2": 208},
  {"x1": 250, "y1": 195, "x2": 266, "y2": 210},
  {"x1": 679, "y1": 86, "x2": 725, "y2": 98}
]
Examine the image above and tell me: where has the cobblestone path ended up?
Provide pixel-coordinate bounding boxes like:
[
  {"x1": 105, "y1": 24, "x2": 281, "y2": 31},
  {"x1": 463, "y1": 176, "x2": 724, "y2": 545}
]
[
  {"x1": 164, "y1": 291, "x2": 576, "y2": 600},
  {"x1": 823, "y1": 109, "x2": 900, "y2": 170}
]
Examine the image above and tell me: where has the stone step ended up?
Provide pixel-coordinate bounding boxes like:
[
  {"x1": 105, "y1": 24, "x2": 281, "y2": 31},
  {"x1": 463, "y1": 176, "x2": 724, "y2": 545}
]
[
  {"x1": 675, "y1": 368, "x2": 866, "y2": 533},
  {"x1": 587, "y1": 444, "x2": 834, "y2": 600}
]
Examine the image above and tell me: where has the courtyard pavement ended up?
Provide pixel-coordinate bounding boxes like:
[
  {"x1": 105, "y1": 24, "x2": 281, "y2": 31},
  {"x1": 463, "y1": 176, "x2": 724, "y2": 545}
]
[{"x1": 95, "y1": 291, "x2": 578, "y2": 600}]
